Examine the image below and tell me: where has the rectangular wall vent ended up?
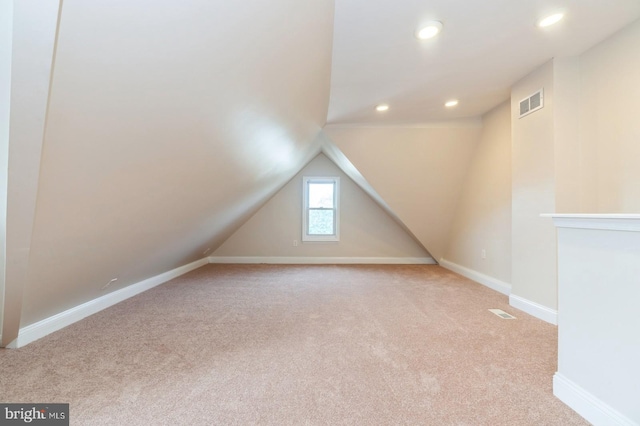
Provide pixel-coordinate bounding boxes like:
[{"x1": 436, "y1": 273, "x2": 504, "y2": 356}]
[
  {"x1": 519, "y1": 88, "x2": 544, "y2": 118},
  {"x1": 489, "y1": 309, "x2": 516, "y2": 319}
]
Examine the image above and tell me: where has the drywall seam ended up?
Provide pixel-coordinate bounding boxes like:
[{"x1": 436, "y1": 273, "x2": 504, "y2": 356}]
[
  {"x1": 438, "y1": 258, "x2": 511, "y2": 295},
  {"x1": 208, "y1": 256, "x2": 436, "y2": 265},
  {"x1": 509, "y1": 293, "x2": 558, "y2": 325},
  {"x1": 6, "y1": 257, "x2": 209, "y2": 348}
]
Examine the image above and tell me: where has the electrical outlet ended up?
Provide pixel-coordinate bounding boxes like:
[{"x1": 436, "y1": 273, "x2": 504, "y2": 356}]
[
  {"x1": 481, "y1": 249, "x2": 486, "y2": 259},
  {"x1": 293, "y1": 240, "x2": 298, "y2": 247},
  {"x1": 102, "y1": 278, "x2": 118, "y2": 290}
]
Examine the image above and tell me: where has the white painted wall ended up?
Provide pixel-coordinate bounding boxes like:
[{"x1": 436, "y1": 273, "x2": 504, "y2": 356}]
[
  {"x1": 5, "y1": 0, "x2": 639, "y2": 349},
  {"x1": 548, "y1": 23, "x2": 640, "y2": 423},
  {"x1": 507, "y1": 19, "x2": 640, "y2": 322},
  {"x1": 579, "y1": 20, "x2": 640, "y2": 213},
  {"x1": 443, "y1": 102, "x2": 511, "y2": 284},
  {"x1": 0, "y1": 0, "x2": 14, "y2": 338},
  {"x1": 12, "y1": 0, "x2": 334, "y2": 330},
  {"x1": 553, "y1": 57, "x2": 582, "y2": 214},
  {"x1": 510, "y1": 60, "x2": 558, "y2": 313},
  {"x1": 213, "y1": 153, "x2": 431, "y2": 260},
  {"x1": 551, "y1": 215, "x2": 640, "y2": 426},
  {"x1": 2, "y1": 0, "x2": 61, "y2": 346},
  {"x1": 323, "y1": 121, "x2": 482, "y2": 261}
]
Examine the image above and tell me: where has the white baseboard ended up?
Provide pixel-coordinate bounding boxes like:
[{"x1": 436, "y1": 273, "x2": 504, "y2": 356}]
[
  {"x1": 208, "y1": 256, "x2": 436, "y2": 265},
  {"x1": 438, "y1": 258, "x2": 511, "y2": 295},
  {"x1": 553, "y1": 373, "x2": 637, "y2": 426},
  {"x1": 6, "y1": 257, "x2": 209, "y2": 349},
  {"x1": 509, "y1": 293, "x2": 558, "y2": 325}
]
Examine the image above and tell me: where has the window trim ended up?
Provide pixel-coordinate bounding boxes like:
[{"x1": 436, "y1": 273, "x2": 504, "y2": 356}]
[{"x1": 302, "y1": 176, "x2": 340, "y2": 242}]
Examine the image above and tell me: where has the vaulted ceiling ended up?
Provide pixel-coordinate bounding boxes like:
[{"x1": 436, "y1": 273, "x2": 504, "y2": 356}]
[
  {"x1": 3, "y1": 0, "x2": 640, "y2": 345},
  {"x1": 3, "y1": 0, "x2": 335, "y2": 342}
]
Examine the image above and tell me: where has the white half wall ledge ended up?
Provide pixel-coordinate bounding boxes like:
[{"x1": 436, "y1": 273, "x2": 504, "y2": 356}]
[
  {"x1": 508, "y1": 294, "x2": 558, "y2": 325},
  {"x1": 208, "y1": 256, "x2": 436, "y2": 265},
  {"x1": 549, "y1": 214, "x2": 640, "y2": 425},
  {"x1": 438, "y1": 258, "x2": 511, "y2": 296},
  {"x1": 541, "y1": 213, "x2": 640, "y2": 232},
  {"x1": 6, "y1": 257, "x2": 209, "y2": 349},
  {"x1": 553, "y1": 373, "x2": 638, "y2": 426}
]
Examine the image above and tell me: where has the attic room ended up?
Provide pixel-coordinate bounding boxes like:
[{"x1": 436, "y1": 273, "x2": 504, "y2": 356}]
[{"x1": 1, "y1": 0, "x2": 639, "y2": 425}]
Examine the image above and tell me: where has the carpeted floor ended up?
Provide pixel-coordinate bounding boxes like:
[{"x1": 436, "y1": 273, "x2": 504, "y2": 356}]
[{"x1": 0, "y1": 264, "x2": 588, "y2": 425}]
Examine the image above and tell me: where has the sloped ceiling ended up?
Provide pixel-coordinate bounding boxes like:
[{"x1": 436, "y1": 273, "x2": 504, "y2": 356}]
[
  {"x1": 323, "y1": 123, "x2": 482, "y2": 261},
  {"x1": 212, "y1": 152, "x2": 432, "y2": 259},
  {"x1": 5, "y1": 0, "x2": 640, "y2": 345},
  {"x1": 319, "y1": 134, "x2": 433, "y2": 259},
  {"x1": 12, "y1": 0, "x2": 334, "y2": 328}
]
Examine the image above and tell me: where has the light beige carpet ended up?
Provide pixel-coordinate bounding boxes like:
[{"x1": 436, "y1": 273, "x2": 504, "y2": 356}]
[{"x1": 0, "y1": 264, "x2": 587, "y2": 425}]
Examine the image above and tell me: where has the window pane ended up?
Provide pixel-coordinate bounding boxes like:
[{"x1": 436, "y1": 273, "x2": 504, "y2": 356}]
[
  {"x1": 308, "y1": 183, "x2": 334, "y2": 208},
  {"x1": 308, "y1": 209, "x2": 334, "y2": 235}
]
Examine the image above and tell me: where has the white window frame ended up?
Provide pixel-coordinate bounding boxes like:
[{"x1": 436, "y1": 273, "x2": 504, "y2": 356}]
[{"x1": 302, "y1": 176, "x2": 340, "y2": 242}]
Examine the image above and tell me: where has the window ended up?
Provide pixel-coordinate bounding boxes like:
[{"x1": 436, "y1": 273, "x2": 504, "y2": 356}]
[{"x1": 302, "y1": 177, "x2": 340, "y2": 242}]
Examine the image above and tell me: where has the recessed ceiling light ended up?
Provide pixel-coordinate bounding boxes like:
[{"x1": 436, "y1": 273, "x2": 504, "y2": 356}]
[
  {"x1": 445, "y1": 100, "x2": 459, "y2": 107},
  {"x1": 537, "y1": 12, "x2": 564, "y2": 28},
  {"x1": 415, "y1": 21, "x2": 443, "y2": 40},
  {"x1": 375, "y1": 104, "x2": 390, "y2": 112}
]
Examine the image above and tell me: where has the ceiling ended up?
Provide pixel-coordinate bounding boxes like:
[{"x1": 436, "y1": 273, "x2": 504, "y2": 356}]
[{"x1": 327, "y1": 0, "x2": 640, "y2": 124}]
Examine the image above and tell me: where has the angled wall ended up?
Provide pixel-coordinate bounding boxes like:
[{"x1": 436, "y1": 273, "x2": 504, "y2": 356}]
[
  {"x1": 212, "y1": 153, "x2": 431, "y2": 261},
  {"x1": 10, "y1": 0, "x2": 334, "y2": 332},
  {"x1": 0, "y1": 0, "x2": 13, "y2": 339},
  {"x1": 323, "y1": 121, "x2": 482, "y2": 261},
  {"x1": 443, "y1": 102, "x2": 511, "y2": 289},
  {"x1": 2, "y1": 0, "x2": 62, "y2": 346}
]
